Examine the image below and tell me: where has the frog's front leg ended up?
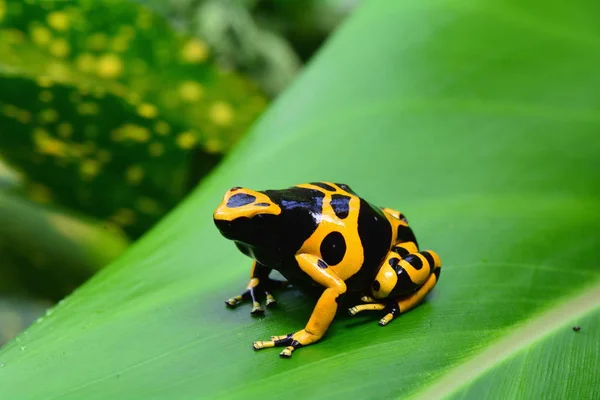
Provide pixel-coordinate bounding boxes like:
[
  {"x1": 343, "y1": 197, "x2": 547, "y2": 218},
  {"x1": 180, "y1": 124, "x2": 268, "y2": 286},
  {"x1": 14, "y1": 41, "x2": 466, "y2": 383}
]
[
  {"x1": 225, "y1": 261, "x2": 288, "y2": 315},
  {"x1": 253, "y1": 254, "x2": 346, "y2": 358}
]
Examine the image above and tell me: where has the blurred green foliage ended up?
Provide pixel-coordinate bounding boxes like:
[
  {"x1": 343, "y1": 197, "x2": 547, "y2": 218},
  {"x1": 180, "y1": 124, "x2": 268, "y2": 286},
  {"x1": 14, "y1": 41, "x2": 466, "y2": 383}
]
[
  {"x1": 0, "y1": 0, "x2": 267, "y2": 239},
  {"x1": 138, "y1": 0, "x2": 359, "y2": 96},
  {"x1": 0, "y1": 190, "x2": 130, "y2": 300},
  {"x1": 250, "y1": 0, "x2": 359, "y2": 61}
]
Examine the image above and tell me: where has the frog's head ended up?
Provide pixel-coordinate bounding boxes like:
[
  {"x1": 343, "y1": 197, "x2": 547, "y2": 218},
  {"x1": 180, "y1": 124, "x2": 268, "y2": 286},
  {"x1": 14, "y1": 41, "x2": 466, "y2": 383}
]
[{"x1": 213, "y1": 187, "x2": 282, "y2": 245}]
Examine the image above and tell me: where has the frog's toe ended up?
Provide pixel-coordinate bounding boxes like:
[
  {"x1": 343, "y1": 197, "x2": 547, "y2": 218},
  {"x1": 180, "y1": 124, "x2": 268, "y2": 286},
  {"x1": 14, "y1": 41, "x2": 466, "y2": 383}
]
[
  {"x1": 378, "y1": 313, "x2": 395, "y2": 326},
  {"x1": 252, "y1": 341, "x2": 271, "y2": 350},
  {"x1": 253, "y1": 329, "x2": 318, "y2": 358},
  {"x1": 250, "y1": 301, "x2": 265, "y2": 315},
  {"x1": 278, "y1": 337, "x2": 312, "y2": 358},
  {"x1": 226, "y1": 279, "x2": 290, "y2": 313},
  {"x1": 225, "y1": 293, "x2": 247, "y2": 308},
  {"x1": 265, "y1": 279, "x2": 292, "y2": 307},
  {"x1": 378, "y1": 302, "x2": 401, "y2": 326},
  {"x1": 279, "y1": 345, "x2": 297, "y2": 358},
  {"x1": 225, "y1": 290, "x2": 265, "y2": 315},
  {"x1": 265, "y1": 292, "x2": 277, "y2": 308},
  {"x1": 253, "y1": 333, "x2": 293, "y2": 351}
]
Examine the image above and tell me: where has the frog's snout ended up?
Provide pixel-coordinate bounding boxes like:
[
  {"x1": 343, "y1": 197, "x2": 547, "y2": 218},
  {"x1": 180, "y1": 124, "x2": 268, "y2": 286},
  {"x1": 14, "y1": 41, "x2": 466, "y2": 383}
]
[
  {"x1": 213, "y1": 204, "x2": 228, "y2": 221},
  {"x1": 214, "y1": 215, "x2": 235, "y2": 238},
  {"x1": 213, "y1": 207, "x2": 233, "y2": 228}
]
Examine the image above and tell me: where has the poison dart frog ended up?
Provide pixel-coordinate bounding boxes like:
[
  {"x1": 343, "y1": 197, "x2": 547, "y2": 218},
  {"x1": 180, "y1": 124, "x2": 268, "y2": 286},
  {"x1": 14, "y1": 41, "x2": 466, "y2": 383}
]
[{"x1": 213, "y1": 182, "x2": 442, "y2": 358}]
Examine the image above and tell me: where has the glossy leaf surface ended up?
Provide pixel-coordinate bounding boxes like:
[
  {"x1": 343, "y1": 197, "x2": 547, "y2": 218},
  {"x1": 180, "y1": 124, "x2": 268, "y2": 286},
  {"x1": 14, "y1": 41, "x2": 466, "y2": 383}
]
[{"x1": 0, "y1": 0, "x2": 599, "y2": 399}]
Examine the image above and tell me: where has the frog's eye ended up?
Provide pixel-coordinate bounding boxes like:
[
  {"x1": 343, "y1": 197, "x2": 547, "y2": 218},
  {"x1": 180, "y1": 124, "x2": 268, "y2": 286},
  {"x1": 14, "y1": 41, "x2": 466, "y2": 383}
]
[
  {"x1": 227, "y1": 193, "x2": 256, "y2": 208},
  {"x1": 214, "y1": 189, "x2": 282, "y2": 222},
  {"x1": 372, "y1": 280, "x2": 381, "y2": 292},
  {"x1": 372, "y1": 263, "x2": 397, "y2": 299}
]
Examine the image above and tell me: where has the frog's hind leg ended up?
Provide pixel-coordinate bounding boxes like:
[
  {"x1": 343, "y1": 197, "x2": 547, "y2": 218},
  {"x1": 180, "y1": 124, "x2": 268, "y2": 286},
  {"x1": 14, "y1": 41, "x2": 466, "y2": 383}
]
[
  {"x1": 347, "y1": 248, "x2": 442, "y2": 325},
  {"x1": 379, "y1": 250, "x2": 442, "y2": 326}
]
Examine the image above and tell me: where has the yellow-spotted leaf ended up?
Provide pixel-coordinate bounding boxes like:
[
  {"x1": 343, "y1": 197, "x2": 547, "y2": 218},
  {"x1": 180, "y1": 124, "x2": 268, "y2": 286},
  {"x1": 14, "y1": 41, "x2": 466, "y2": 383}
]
[
  {"x1": 0, "y1": 74, "x2": 200, "y2": 238},
  {"x1": 0, "y1": 0, "x2": 266, "y2": 237},
  {"x1": 0, "y1": 1, "x2": 599, "y2": 399}
]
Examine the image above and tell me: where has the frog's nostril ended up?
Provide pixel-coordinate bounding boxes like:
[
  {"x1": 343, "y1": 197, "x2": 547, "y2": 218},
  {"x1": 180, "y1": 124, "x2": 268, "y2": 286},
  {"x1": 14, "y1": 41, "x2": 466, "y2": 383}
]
[
  {"x1": 230, "y1": 187, "x2": 242, "y2": 192},
  {"x1": 214, "y1": 217, "x2": 232, "y2": 231}
]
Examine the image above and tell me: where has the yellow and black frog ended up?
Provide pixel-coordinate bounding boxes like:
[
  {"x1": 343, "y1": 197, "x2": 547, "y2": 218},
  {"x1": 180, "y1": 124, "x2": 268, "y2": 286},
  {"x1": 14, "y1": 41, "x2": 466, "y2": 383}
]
[{"x1": 213, "y1": 182, "x2": 442, "y2": 358}]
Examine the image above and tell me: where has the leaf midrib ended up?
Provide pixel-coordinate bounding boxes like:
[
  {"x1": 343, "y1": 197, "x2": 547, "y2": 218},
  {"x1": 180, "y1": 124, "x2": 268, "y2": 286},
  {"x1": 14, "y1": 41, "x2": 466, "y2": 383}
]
[{"x1": 407, "y1": 283, "x2": 600, "y2": 400}]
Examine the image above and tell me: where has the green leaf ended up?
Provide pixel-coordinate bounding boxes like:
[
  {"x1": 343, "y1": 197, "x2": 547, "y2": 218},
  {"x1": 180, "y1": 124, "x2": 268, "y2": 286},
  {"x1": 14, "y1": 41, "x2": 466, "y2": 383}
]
[
  {"x1": 0, "y1": 295, "x2": 53, "y2": 347},
  {"x1": 0, "y1": 190, "x2": 130, "y2": 300},
  {"x1": 1, "y1": 0, "x2": 599, "y2": 398},
  {"x1": 0, "y1": 0, "x2": 266, "y2": 237},
  {"x1": 0, "y1": 189, "x2": 127, "y2": 346}
]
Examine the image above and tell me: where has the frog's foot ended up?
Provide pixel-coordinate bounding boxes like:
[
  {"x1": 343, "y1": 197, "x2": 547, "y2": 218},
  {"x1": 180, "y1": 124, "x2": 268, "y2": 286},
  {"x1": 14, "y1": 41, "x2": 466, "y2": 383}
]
[
  {"x1": 253, "y1": 329, "x2": 321, "y2": 358},
  {"x1": 225, "y1": 278, "x2": 289, "y2": 316},
  {"x1": 347, "y1": 302, "x2": 386, "y2": 316},
  {"x1": 347, "y1": 300, "x2": 400, "y2": 326},
  {"x1": 347, "y1": 294, "x2": 384, "y2": 315},
  {"x1": 377, "y1": 302, "x2": 401, "y2": 326}
]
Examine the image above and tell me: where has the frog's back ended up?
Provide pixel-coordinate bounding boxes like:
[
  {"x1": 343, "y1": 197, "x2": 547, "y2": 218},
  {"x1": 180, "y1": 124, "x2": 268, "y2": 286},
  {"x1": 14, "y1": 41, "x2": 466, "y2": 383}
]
[
  {"x1": 345, "y1": 191, "x2": 394, "y2": 290},
  {"x1": 266, "y1": 182, "x2": 393, "y2": 294}
]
